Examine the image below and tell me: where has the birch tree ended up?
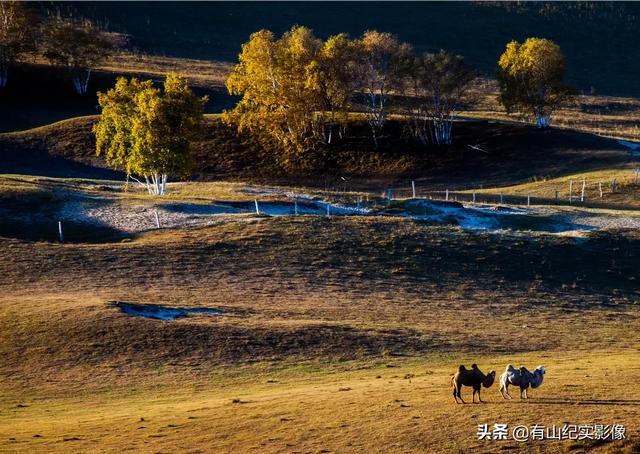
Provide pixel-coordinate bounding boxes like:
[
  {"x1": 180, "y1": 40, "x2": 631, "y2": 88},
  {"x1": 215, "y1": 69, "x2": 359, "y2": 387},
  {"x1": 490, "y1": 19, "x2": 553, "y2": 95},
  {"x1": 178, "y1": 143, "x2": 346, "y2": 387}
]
[
  {"x1": 497, "y1": 37, "x2": 574, "y2": 128},
  {"x1": 406, "y1": 50, "x2": 477, "y2": 146},
  {"x1": 43, "y1": 16, "x2": 114, "y2": 95},
  {"x1": 306, "y1": 33, "x2": 356, "y2": 144},
  {"x1": 95, "y1": 74, "x2": 206, "y2": 195},
  {"x1": 352, "y1": 31, "x2": 412, "y2": 148},
  {"x1": 0, "y1": 1, "x2": 36, "y2": 87},
  {"x1": 225, "y1": 26, "x2": 325, "y2": 167}
]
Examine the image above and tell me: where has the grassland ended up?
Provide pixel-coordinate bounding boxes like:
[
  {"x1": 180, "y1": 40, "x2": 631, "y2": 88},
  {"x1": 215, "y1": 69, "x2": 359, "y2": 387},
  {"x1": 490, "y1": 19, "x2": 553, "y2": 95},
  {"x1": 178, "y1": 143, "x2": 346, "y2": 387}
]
[
  {"x1": 2, "y1": 3, "x2": 640, "y2": 448},
  {"x1": 1, "y1": 173, "x2": 640, "y2": 452}
]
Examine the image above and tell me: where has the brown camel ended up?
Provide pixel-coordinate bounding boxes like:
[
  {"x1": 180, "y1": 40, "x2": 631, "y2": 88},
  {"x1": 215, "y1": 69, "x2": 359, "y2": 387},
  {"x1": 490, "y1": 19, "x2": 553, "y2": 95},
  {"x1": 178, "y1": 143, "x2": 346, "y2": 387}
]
[{"x1": 451, "y1": 364, "x2": 496, "y2": 404}]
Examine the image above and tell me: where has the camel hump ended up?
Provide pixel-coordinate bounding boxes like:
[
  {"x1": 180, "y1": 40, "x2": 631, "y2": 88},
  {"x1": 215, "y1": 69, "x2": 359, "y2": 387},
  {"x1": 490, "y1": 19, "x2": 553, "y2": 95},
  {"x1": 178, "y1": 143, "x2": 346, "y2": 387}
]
[
  {"x1": 471, "y1": 363, "x2": 478, "y2": 369},
  {"x1": 506, "y1": 364, "x2": 514, "y2": 371},
  {"x1": 458, "y1": 365, "x2": 466, "y2": 373}
]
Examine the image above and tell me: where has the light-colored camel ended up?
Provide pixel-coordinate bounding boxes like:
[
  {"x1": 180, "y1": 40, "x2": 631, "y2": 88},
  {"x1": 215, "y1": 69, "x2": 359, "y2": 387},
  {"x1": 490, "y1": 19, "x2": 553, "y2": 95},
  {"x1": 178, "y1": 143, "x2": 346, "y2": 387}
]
[
  {"x1": 499, "y1": 364, "x2": 545, "y2": 399},
  {"x1": 451, "y1": 364, "x2": 496, "y2": 404}
]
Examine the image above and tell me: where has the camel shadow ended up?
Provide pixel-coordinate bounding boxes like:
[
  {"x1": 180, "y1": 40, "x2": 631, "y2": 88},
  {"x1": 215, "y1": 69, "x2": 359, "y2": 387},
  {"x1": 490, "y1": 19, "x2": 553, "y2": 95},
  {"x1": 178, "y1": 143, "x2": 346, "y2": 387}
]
[{"x1": 496, "y1": 396, "x2": 640, "y2": 406}]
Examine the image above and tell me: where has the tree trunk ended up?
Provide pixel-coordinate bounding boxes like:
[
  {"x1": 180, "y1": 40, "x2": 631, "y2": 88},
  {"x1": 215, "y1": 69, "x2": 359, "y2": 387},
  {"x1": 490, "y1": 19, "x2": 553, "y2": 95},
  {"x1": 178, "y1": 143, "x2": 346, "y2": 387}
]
[
  {"x1": 536, "y1": 113, "x2": 551, "y2": 129},
  {"x1": 161, "y1": 174, "x2": 167, "y2": 195},
  {"x1": 144, "y1": 176, "x2": 152, "y2": 195},
  {"x1": 72, "y1": 69, "x2": 92, "y2": 95}
]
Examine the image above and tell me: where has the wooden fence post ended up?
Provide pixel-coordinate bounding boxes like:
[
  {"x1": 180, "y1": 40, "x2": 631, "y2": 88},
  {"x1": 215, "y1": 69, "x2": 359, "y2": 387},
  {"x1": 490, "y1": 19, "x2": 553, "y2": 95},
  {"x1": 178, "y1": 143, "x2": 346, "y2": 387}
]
[
  {"x1": 527, "y1": 194, "x2": 531, "y2": 207},
  {"x1": 294, "y1": 200, "x2": 298, "y2": 215},
  {"x1": 472, "y1": 192, "x2": 476, "y2": 204},
  {"x1": 569, "y1": 180, "x2": 573, "y2": 204},
  {"x1": 154, "y1": 211, "x2": 161, "y2": 229},
  {"x1": 555, "y1": 191, "x2": 559, "y2": 205},
  {"x1": 254, "y1": 199, "x2": 260, "y2": 215},
  {"x1": 445, "y1": 189, "x2": 449, "y2": 201},
  {"x1": 499, "y1": 193, "x2": 504, "y2": 204},
  {"x1": 58, "y1": 221, "x2": 64, "y2": 243},
  {"x1": 411, "y1": 180, "x2": 416, "y2": 199},
  {"x1": 580, "y1": 178, "x2": 586, "y2": 202}
]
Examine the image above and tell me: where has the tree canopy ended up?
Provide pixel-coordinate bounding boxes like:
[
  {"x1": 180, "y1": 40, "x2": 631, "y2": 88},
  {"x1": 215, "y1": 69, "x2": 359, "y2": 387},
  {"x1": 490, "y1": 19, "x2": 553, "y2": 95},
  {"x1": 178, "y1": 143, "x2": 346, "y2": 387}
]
[
  {"x1": 225, "y1": 26, "x2": 419, "y2": 166},
  {"x1": 0, "y1": 1, "x2": 37, "y2": 87},
  {"x1": 352, "y1": 31, "x2": 412, "y2": 148},
  {"x1": 497, "y1": 37, "x2": 574, "y2": 128},
  {"x1": 94, "y1": 73, "x2": 207, "y2": 195},
  {"x1": 406, "y1": 50, "x2": 477, "y2": 145},
  {"x1": 44, "y1": 16, "x2": 116, "y2": 94}
]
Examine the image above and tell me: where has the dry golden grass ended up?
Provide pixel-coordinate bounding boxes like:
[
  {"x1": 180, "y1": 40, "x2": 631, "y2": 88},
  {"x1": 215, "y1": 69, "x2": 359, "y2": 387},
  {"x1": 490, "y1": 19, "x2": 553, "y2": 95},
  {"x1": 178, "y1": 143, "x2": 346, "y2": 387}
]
[
  {"x1": 2, "y1": 347, "x2": 639, "y2": 453},
  {"x1": 100, "y1": 53, "x2": 233, "y2": 90},
  {"x1": 1, "y1": 210, "x2": 640, "y2": 452},
  {"x1": 457, "y1": 167, "x2": 640, "y2": 209},
  {"x1": 463, "y1": 80, "x2": 640, "y2": 142}
]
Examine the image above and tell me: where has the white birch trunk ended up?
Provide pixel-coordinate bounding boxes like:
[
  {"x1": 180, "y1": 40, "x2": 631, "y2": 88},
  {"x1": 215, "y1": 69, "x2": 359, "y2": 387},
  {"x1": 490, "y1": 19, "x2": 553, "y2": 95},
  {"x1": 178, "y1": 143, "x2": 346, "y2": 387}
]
[
  {"x1": 144, "y1": 176, "x2": 153, "y2": 195},
  {"x1": 161, "y1": 174, "x2": 167, "y2": 195},
  {"x1": 536, "y1": 114, "x2": 551, "y2": 129},
  {"x1": 72, "y1": 69, "x2": 92, "y2": 95}
]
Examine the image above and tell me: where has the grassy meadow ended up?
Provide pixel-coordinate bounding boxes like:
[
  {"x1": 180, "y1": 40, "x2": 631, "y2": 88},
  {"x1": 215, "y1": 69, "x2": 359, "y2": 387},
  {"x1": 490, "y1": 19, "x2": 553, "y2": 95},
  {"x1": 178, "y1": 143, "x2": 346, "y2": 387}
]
[
  {"x1": 2, "y1": 2, "x2": 640, "y2": 453},
  {"x1": 1, "y1": 176, "x2": 640, "y2": 452}
]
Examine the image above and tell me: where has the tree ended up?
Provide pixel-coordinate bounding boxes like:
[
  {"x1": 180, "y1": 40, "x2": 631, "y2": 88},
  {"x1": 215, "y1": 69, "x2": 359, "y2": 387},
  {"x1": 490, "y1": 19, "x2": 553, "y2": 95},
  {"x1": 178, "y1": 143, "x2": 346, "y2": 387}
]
[
  {"x1": 94, "y1": 73, "x2": 207, "y2": 195},
  {"x1": 306, "y1": 33, "x2": 357, "y2": 144},
  {"x1": 497, "y1": 37, "x2": 574, "y2": 128},
  {"x1": 352, "y1": 31, "x2": 412, "y2": 148},
  {"x1": 0, "y1": 1, "x2": 37, "y2": 87},
  {"x1": 43, "y1": 16, "x2": 115, "y2": 95},
  {"x1": 225, "y1": 26, "x2": 326, "y2": 167},
  {"x1": 406, "y1": 50, "x2": 477, "y2": 146}
]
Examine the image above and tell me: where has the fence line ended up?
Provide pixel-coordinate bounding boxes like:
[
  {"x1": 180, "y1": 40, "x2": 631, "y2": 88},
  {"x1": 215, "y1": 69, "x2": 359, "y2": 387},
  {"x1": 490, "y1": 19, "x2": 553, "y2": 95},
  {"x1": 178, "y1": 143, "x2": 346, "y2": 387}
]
[{"x1": 360, "y1": 169, "x2": 640, "y2": 209}]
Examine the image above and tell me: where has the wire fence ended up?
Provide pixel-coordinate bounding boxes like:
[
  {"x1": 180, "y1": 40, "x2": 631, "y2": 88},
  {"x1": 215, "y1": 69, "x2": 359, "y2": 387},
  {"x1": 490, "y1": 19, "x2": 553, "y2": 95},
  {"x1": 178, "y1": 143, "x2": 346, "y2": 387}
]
[{"x1": 331, "y1": 168, "x2": 640, "y2": 209}]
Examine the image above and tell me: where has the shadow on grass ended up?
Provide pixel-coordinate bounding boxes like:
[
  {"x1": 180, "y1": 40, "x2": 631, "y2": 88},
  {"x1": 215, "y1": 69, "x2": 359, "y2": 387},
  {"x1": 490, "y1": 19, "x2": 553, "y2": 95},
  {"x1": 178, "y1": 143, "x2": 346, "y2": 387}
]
[{"x1": 498, "y1": 396, "x2": 640, "y2": 406}]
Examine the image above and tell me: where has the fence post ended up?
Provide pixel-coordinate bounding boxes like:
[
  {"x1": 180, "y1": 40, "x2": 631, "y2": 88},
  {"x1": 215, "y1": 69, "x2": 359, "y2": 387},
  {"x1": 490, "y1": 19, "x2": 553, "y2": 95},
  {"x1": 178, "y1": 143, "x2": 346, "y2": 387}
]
[
  {"x1": 154, "y1": 210, "x2": 161, "y2": 229},
  {"x1": 472, "y1": 192, "x2": 476, "y2": 204},
  {"x1": 326, "y1": 204, "x2": 330, "y2": 216},
  {"x1": 555, "y1": 190, "x2": 559, "y2": 205},
  {"x1": 411, "y1": 180, "x2": 416, "y2": 199},
  {"x1": 58, "y1": 221, "x2": 64, "y2": 243},
  {"x1": 499, "y1": 193, "x2": 504, "y2": 205},
  {"x1": 580, "y1": 178, "x2": 586, "y2": 202},
  {"x1": 611, "y1": 178, "x2": 617, "y2": 193},
  {"x1": 356, "y1": 194, "x2": 361, "y2": 209},
  {"x1": 569, "y1": 180, "x2": 573, "y2": 204},
  {"x1": 254, "y1": 199, "x2": 260, "y2": 215},
  {"x1": 445, "y1": 189, "x2": 449, "y2": 201},
  {"x1": 527, "y1": 194, "x2": 531, "y2": 207},
  {"x1": 294, "y1": 200, "x2": 298, "y2": 215}
]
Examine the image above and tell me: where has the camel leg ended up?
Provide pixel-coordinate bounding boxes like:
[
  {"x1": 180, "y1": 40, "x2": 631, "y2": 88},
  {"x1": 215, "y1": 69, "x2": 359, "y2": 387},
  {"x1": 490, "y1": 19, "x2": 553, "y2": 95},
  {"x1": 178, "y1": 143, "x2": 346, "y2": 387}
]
[
  {"x1": 503, "y1": 382, "x2": 512, "y2": 399},
  {"x1": 472, "y1": 389, "x2": 476, "y2": 403},
  {"x1": 453, "y1": 385, "x2": 459, "y2": 404},
  {"x1": 478, "y1": 388, "x2": 484, "y2": 403},
  {"x1": 458, "y1": 388, "x2": 465, "y2": 404},
  {"x1": 525, "y1": 388, "x2": 529, "y2": 399}
]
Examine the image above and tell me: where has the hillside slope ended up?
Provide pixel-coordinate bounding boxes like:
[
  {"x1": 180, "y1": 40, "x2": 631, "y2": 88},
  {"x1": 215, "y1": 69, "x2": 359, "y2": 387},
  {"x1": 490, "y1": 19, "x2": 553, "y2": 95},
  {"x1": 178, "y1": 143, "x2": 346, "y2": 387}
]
[
  {"x1": 57, "y1": 2, "x2": 640, "y2": 97},
  {"x1": 0, "y1": 115, "x2": 632, "y2": 188}
]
